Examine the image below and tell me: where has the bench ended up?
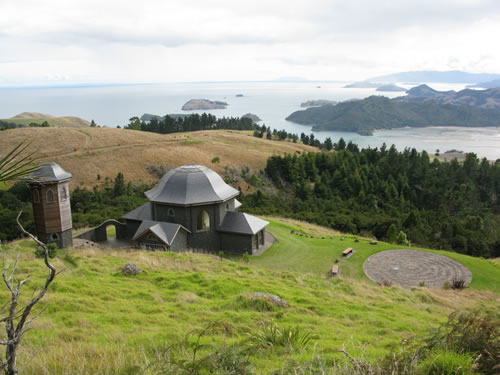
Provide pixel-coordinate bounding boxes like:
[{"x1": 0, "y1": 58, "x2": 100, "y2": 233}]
[
  {"x1": 342, "y1": 248, "x2": 353, "y2": 257},
  {"x1": 331, "y1": 264, "x2": 339, "y2": 276}
]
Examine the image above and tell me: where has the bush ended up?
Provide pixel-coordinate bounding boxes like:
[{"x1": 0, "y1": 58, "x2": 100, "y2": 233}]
[
  {"x1": 242, "y1": 252, "x2": 250, "y2": 264},
  {"x1": 377, "y1": 278, "x2": 393, "y2": 287},
  {"x1": 248, "y1": 322, "x2": 313, "y2": 352},
  {"x1": 450, "y1": 278, "x2": 467, "y2": 290},
  {"x1": 34, "y1": 243, "x2": 57, "y2": 258},
  {"x1": 425, "y1": 311, "x2": 499, "y2": 374}
]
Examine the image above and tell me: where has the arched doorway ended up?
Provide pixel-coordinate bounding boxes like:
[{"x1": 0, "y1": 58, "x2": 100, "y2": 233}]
[{"x1": 197, "y1": 210, "x2": 210, "y2": 231}]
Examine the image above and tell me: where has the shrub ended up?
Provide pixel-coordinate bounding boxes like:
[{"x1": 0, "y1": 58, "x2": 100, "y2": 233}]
[
  {"x1": 242, "y1": 252, "x2": 250, "y2": 264},
  {"x1": 211, "y1": 156, "x2": 220, "y2": 164},
  {"x1": 377, "y1": 278, "x2": 393, "y2": 287},
  {"x1": 425, "y1": 311, "x2": 499, "y2": 374},
  {"x1": 34, "y1": 242, "x2": 57, "y2": 258},
  {"x1": 248, "y1": 323, "x2": 313, "y2": 352},
  {"x1": 450, "y1": 278, "x2": 467, "y2": 290}
]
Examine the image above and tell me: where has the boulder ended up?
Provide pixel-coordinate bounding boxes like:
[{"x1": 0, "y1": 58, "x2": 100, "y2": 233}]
[
  {"x1": 121, "y1": 262, "x2": 142, "y2": 276},
  {"x1": 248, "y1": 292, "x2": 289, "y2": 308}
]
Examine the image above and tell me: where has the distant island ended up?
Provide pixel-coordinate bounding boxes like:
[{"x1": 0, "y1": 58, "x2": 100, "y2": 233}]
[
  {"x1": 468, "y1": 79, "x2": 500, "y2": 89},
  {"x1": 182, "y1": 99, "x2": 228, "y2": 110},
  {"x1": 286, "y1": 95, "x2": 500, "y2": 135},
  {"x1": 368, "y1": 70, "x2": 500, "y2": 84},
  {"x1": 241, "y1": 113, "x2": 261, "y2": 122},
  {"x1": 300, "y1": 100, "x2": 337, "y2": 107},
  {"x1": 396, "y1": 84, "x2": 500, "y2": 109},
  {"x1": 235, "y1": 94, "x2": 244, "y2": 97},
  {"x1": 344, "y1": 81, "x2": 381, "y2": 89},
  {"x1": 376, "y1": 84, "x2": 406, "y2": 92}
]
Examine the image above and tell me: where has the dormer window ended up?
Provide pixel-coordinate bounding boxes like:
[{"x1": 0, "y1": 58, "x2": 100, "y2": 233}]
[{"x1": 46, "y1": 189, "x2": 55, "y2": 203}]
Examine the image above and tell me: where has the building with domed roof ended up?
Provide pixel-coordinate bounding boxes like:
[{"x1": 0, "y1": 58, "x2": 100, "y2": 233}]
[{"x1": 120, "y1": 165, "x2": 269, "y2": 254}]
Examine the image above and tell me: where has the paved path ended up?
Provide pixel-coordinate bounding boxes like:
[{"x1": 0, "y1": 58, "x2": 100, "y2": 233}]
[{"x1": 363, "y1": 249, "x2": 472, "y2": 288}]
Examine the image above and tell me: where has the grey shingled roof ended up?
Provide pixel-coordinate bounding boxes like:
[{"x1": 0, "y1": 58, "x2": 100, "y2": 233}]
[
  {"x1": 121, "y1": 202, "x2": 153, "y2": 221},
  {"x1": 27, "y1": 162, "x2": 72, "y2": 183},
  {"x1": 145, "y1": 165, "x2": 239, "y2": 206},
  {"x1": 219, "y1": 212, "x2": 269, "y2": 235},
  {"x1": 132, "y1": 220, "x2": 190, "y2": 245}
]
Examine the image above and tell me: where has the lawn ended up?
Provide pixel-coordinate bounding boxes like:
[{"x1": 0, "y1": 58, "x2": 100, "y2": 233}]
[{"x1": 242, "y1": 218, "x2": 500, "y2": 293}]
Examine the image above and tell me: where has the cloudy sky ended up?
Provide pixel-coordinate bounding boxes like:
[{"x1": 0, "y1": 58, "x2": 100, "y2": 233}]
[{"x1": 1, "y1": 0, "x2": 499, "y2": 86}]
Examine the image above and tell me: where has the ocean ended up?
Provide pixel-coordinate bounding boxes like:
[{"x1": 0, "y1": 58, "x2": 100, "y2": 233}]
[{"x1": 1, "y1": 81, "x2": 499, "y2": 159}]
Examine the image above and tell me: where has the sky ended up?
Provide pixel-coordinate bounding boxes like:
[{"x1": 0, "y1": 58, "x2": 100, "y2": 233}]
[{"x1": 1, "y1": 0, "x2": 500, "y2": 86}]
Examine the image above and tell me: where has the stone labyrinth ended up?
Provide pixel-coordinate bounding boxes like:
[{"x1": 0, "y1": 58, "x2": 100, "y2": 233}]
[{"x1": 363, "y1": 250, "x2": 472, "y2": 289}]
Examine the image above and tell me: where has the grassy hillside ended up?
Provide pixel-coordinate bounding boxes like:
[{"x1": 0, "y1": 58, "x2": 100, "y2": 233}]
[
  {"x1": 1, "y1": 112, "x2": 90, "y2": 128},
  {"x1": 0, "y1": 127, "x2": 316, "y2": 189},
  {"x1": 2, "y1": 218, "x2": 499, "y2": 374},
  {"x1": 248, "y1": 218, "x2": 500, "y2": 293}
]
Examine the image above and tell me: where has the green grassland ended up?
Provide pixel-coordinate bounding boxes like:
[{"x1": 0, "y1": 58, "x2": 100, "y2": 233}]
[
  {"x1": 1, "y1": 219, "x2": 499, "y2": 374},
  {"x1": 245, "y1": 219, "x2": 500, "y2": 293}
]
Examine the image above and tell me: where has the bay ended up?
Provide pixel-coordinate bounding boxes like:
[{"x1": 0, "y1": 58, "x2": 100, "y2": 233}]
[{"x1": 0, "y1": 81, "x2": 499, "y2": 160}]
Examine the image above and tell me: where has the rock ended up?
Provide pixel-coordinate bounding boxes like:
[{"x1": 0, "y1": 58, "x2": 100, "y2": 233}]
[
  {"x1": 121, "y1": 262, "x2": 142, "y2": 275},
  {"x1": 242, "y1": 113, "x2": 261, "y2": 122},
  {"x1": 370, "y1": 241, "x2": 378, "y2": 245},
  {"x1": 248, "y1": 292, "x2": 289, "y2": 308},
  {"x1": 181, "y1": 99, "x2": 228, "y2": 110}
]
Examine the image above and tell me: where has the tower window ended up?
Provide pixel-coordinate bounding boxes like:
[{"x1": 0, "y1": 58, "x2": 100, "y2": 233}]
[
  {"x1": 33, "y1": 189, "x2": 40, "y2": 203},
  {"x1": 197, "y1": 210, "x2": 210, "y2": 231},
  {"x1": 51, "y1": 233, "x2": 58, "y2": 241},
  {"x1": 60, "y1": 187, "x2": 68, "y2": 201},
  {"x1": 46, "y1": 189, "x2": 55, "y2": 203}
]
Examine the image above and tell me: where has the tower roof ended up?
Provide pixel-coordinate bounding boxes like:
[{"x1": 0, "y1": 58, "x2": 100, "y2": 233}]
[
  {"x1": 145, "y1": 165, "x2": 239, "y2": 206},
  {"x1": 27, "y1": 162, "x2": 72, "y2": 183}
]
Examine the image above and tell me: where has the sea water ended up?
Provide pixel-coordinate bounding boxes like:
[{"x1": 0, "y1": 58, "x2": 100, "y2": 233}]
[{"x1": 0, "y1": 81, "x2": 499, "y2": 160}]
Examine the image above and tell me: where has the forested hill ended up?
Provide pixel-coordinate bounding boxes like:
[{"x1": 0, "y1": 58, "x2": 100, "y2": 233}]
[
  {"x1": 286, "y1": 95, "x2": 500, "y2": 135},
  {"x1": 241, "y1": 144, "x2": 500, "y2": 258}
]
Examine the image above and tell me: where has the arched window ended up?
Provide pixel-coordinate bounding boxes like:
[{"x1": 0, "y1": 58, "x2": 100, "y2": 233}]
[
  {"x1": 33, "y1": 189, "x2": 40, "y2": 203},
  {"x1": 197, "y1": 210, "x2": 210, "y2": 230},
  {"x1": 168, "y1": 208, "x2": 175, "y2": 217},
  {"x1": 60, "y1": 186, "x2": 68, "y2": 201},
  {"x1": 46, "y1": 189, "x2": 55, "y2": 203}
]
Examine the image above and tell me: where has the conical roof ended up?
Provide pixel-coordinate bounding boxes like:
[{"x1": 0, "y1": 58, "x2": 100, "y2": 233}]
[
  {"x1": 27, "y1": 162, "x2": 72, "y2": 183},
  {"x1": 145, "y1": 165, "x2": 239, "y2": 206}
]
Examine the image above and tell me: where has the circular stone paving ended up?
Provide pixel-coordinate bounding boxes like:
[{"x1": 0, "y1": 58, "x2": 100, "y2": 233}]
[{"x1": 363, "y1": 250, "x2": 472, "y2": 289}]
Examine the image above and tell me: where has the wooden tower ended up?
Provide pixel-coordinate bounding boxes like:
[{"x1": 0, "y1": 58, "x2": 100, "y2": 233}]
[{"x1": 27, "y1": 163, "x2": 73, "y2": 248}]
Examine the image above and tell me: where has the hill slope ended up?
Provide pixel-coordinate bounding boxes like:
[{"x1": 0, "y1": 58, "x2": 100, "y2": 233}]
[
  {"x1": 0, "y1": 127, "x2": 316, "y2": 188},
  {"x1": 4, "y1": 217, "x2": 499, "y2": 374},
  {"x1": 2, "y1": 112, "x2": 90, "y2": 128}
]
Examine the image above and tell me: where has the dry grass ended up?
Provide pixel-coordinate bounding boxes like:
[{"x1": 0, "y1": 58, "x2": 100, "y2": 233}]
[
  {"x1": 3, "y1": 112, "x2": 90, "y2": 128},
  {"x1": 0, "y1": 128, "x2": 316, "y2": 189}
]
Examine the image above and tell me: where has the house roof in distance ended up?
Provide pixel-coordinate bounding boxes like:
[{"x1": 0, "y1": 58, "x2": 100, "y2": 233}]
[
  {"x1": 145, "y1": 165, "x2": 239, "y2": 206},
  {"x1": 26, "y1": 162, "x2": 72, "y2": 183},
  {"x1": 219, "y1": 212, "x2": 269, "y2": 235}
]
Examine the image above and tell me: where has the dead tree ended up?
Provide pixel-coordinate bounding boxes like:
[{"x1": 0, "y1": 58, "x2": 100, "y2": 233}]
[{"x1": 0, "y1": 211, "x2": 56, "y2": 375}]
